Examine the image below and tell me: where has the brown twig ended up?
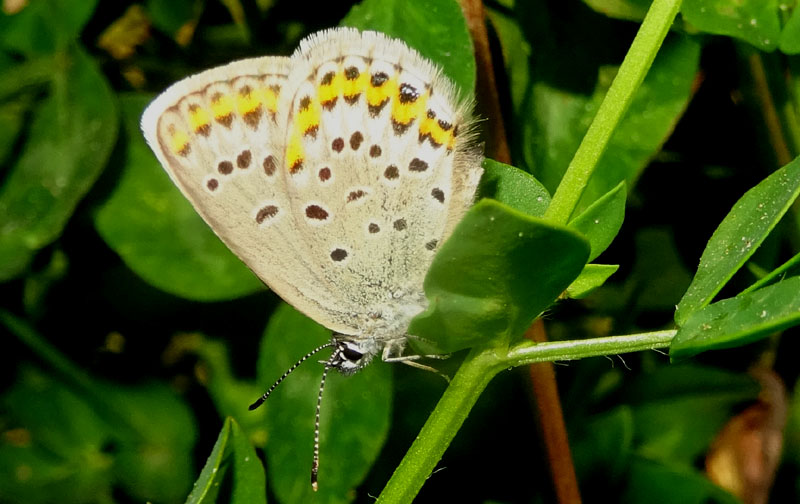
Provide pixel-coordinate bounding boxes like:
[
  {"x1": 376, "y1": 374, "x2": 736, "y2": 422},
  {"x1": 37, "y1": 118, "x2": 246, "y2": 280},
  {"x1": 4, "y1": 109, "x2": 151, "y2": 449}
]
[
  {"x1": 461, "y1": 0, "x2": 511, "y2": 164},
  {"x1": 459, "y1": 1, "x2": 582, "y2": 502}
]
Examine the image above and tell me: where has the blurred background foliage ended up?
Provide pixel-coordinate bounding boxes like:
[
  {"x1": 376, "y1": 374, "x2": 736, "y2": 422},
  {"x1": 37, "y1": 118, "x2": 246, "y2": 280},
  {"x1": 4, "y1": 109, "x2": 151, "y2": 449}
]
[{"x1": 1, "y1": 0, "x2": 800, "y2": 503}]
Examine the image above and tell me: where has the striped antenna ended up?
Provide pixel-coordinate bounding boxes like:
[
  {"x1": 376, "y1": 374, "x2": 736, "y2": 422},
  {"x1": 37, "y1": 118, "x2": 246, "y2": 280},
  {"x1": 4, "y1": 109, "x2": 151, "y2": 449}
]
[
  {"x1": 311, "y1": 364, "x2": 331, "y2": 492},
  {"x1": 248, "y1": 342, "x2": 334, "y2": 411}
]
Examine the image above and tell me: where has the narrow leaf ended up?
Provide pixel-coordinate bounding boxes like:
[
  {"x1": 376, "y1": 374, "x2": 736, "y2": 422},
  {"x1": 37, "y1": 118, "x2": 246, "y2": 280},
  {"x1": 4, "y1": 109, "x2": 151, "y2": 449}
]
[
  {"x1": 566, "y1": 264, "x2": 619, "y2": 299},
  {"x1": 186, "y1": 418, "x2": 232, "y2": 504},
  {"x1": 568, "y1": 181, "x2": 626, "y2": 261},
  {"x1": 675, "y1": 157, "x2": 800, "y2": 325},
  {"x1": 672, "y1": 276, "x2": 800, "y2": 360}
]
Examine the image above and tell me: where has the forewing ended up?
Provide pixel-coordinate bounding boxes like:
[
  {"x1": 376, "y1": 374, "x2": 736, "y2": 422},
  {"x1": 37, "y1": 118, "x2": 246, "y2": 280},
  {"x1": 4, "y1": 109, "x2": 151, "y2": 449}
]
[{"x1": 141, "y1": 56, "x2": 352, "y2": 333}]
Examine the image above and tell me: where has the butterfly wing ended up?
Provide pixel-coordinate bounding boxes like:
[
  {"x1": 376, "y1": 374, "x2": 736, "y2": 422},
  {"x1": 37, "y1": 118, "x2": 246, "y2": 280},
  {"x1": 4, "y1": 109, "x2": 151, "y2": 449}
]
[
  {"x1": 276, "y1": 28, "x2": 483, "y2": 338},
  {"x1": 141, "y1": 56, "x2": 357, "y2": 334}
]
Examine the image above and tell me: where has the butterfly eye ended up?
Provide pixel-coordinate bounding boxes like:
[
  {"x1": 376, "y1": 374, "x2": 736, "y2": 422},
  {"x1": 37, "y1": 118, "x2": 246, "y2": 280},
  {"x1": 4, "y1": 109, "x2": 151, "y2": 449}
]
[{"x1": 342, "y1": 346, "x2": 363, "y2": 362}]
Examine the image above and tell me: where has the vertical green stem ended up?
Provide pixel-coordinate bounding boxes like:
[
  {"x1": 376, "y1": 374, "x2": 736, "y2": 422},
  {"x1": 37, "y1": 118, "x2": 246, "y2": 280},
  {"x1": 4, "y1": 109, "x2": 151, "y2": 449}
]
[
  {"x1": 376, "y1": 346, "x2": 504, "y2": 503},
  {"x1": 544, "y1": 0, "x2": 683, "y2": 224}
]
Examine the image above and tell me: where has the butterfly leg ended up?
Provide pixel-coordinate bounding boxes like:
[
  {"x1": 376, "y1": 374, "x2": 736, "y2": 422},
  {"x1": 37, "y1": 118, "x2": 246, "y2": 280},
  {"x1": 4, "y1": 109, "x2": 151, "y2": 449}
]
[{"x1": 381, "y1": 342, "x2": 451, "y2": 382}]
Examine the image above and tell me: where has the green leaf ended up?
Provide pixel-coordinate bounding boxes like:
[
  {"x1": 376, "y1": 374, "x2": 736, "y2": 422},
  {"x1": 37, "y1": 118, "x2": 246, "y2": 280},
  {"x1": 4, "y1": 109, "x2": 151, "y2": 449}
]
[
  {"x1": 0, "y1": 99, "x2": 28, "y2": 167},
  {"x1": 566, "y1": 264, "x2": 619, "y2": 299},
  {"x1": 1, "y1": 312, "x2": 197, "y2": 503},
  {"x1": 101, "y1": 382, "x2": 198, "y2": 503},
  {"x1": 671, "y1": 276, "x2": 800, "y2": 360},
  {"x1": 408, "y1": 199, "x2": 590, "y2": 354},
  {"x1": 0, "y1": 366, "x2": 115, "y2": 504},
  {"x1": 191, "y1": 335, "x2": 267, "y2": 433},
  {"x1": 0, "y1": 58, "x2": 55, "y2": 165},
  {"x1": 681, "y1": 0, "x2": 780, "y2": 52},
  {"x1": 0, "y1": 47, "x2": 117, "y2": 281},
  {"x1": 187, "y1": 419, "x2": 230, "y2": 504},
  {"x1": 571, "y1": 406, "x2": 634, "y2": 482},
  {"x1": 742, "y1": 250, "x2": 800, "y2": 294},
  {"x1": 477, "y1": 158, "x2": 551, "y2": 217},
  {"x1": 779, "y1": 4, "x2": 800, "y2": 54},
  {"x1": 258, "y1": 304, "x2": 391, "y2": 503},
  {"x1": 186, "y1": 418, "x2": 266, "y2": 504},
  {"x1": 623, "y1": 456, "x2": 740, "y2": 504},
  {"x1": 340, "y1": 0, "x2": 475, "y2": 94},
  {"x1": 621, "y1": 365, "x2": 759, "y2": 465},
  {"x1": 146, "y1": 0, "x2": 196, "y2": 37},
  {"x1": 583, "y1": 0, "x2": 651, "y2": 21},
  {"x1": 675, "y1": 157, "x2": 800, "y2": 325},
  {"x1": 0, "y1": 0, "x2": 98, "y2": 55},
  {"x1": 94, "y1": 94, "x2": 264, "y2": 301},
  {"x1": 568, "y1": 181, "x2": 626, "y2": 261},
  {"x1": 490, "y1": 8, "x2": 699, "y2": 215},
  {"x1": 0, "y1": 366, "x2": 197, "y2": 504},
  {"x1": 578, "y1": 35, "x2": 699, "y2": 212}
]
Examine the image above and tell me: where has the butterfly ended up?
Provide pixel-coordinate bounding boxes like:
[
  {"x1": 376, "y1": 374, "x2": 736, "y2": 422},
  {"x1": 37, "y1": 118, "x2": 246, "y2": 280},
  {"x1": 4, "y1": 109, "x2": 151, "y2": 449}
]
[{"x1": 141, "y1": 27, "x2": 483, "y2": 489}]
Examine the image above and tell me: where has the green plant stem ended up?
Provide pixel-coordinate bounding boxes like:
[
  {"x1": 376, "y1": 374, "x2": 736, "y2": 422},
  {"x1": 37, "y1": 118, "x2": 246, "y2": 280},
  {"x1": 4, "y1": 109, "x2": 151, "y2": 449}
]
[
  {"x1": 506, "y1": 330, "x2": 676, "y2": 366},
  {"x1": 377, "y1": 330, "x2": 676, "y2": 502},
  {"x1": 377, "y1": 345, "x2": 504, "y2": 503},
  {"x1": 544, "y1": 0, "x2": 683, "y2": 224}
]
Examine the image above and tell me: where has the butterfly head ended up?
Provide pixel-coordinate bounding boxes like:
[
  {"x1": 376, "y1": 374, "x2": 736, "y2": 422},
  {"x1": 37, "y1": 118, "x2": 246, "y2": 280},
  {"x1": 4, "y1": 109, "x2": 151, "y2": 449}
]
[{"x1": 328, "y1": 335, "x2": 380, "y2": 375}]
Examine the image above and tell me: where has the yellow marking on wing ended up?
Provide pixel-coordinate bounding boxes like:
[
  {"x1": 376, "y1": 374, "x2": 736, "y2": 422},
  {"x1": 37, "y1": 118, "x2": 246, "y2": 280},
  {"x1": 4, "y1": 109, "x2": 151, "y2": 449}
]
[
  {"x1": 258, "y1": 86, "x2": 279, "y2": 114},
  {"x1": 211, "y1": 94, "x2": 234, "y2": 120},
  {"x1": 286, "y1": 131, "x2": 304, "y2": 173},
  {"x1": 448, "y1": 130, "x2": 457, "y2": 150},
  {"x1": 367, "y1": 76, "x2": 396, "y2": 107},
  {"x1": 170, "y1": 129, "x2": 191, "y2": 155},
  {"x1": 420, "y1": 117, "x2": 454, "y2": 147},
  {"x1": 318, "y1": 71, "x2": 344, "y2": 104},
  {"x1": 391, "y1": 88, "x2": 428, "y2": 126},
  {"x1": 343, "y1": 71, "x2": 369, "y2": 100},
  {"x1": 188, "y1": 106, "x2": 211, "y2": 133},
  {"x1": 296, "y1": 97, "x2": 320, "y2": 134},
  {"x1": 236, "y1": 89, "x2": 261, "y2": 116}
]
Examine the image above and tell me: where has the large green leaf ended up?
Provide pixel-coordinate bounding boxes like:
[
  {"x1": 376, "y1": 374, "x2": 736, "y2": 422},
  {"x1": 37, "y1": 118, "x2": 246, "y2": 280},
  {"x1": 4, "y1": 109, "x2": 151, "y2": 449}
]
[
  {"x1": 1, "y1": 312, "x2": 197, "y2": 504},
  {"x1": 621, "y1": 365, "x2": 759, "y2": 465},
  {"x1": 0, "y1": 47, "x2": 117, "y2": 281},
  {"x1": 0, "y1": 0, "x2": 98, "y2": 55},
  {"x1": 408, "y1": 199, "x2": 590, "y2": 354},
  {"x1": 623, "y1": 456, "x2": 740, "y2": 504},
  {"x1": 258, "y1": 304, "x2": 392, "y2": 503},
  {"x1": 675, "y1": 157, "x2": 800, "y2": 325},
  {"x1": 489, "y1": 5, "x2": 699, "y2": 216},
  {"x1": 681, "y1": 0, "x2": 780, "y2": 52},
  {"x1": 340, "y1": 0, "x2": 475, "y2": 94},
  {"x1": 672, "y1": 276, "x2": 800, "y2": 360},
  {"x1": 94, "y1": 94, "x2": 264, "y2": 301}
]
